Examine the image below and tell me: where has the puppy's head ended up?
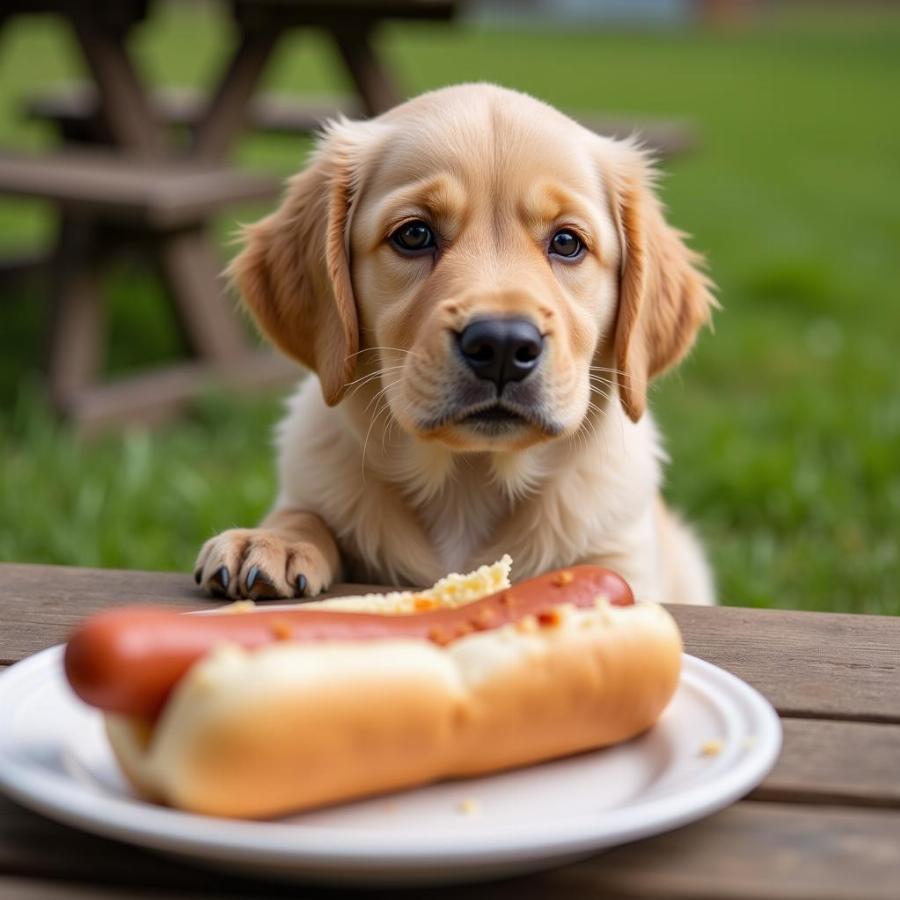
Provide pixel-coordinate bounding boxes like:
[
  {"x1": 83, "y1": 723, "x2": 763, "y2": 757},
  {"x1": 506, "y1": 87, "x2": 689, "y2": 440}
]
[{"x1": 232, "y1": 85, "x2": 715, "y2": 452}]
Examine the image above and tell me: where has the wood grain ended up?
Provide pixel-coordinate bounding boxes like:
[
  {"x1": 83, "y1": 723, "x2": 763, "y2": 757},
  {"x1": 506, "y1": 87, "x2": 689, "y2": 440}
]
[
  {"x1": 0, "y1": 152, "x2": 277, "y2": 229},
  {"x1": 28, "y1": 85, "x2": 694, "y2": 158},
  {"x1": 752, "y1": 718, "x2": 900, "y2": 808},
  {"x1": 0, "y1": 563, "x2": 388, "y2": 663},
  {"x1": 0, "y1": 880, "x2": 235, "y2": 900},
  {"x1": 669, "y1": 604, "x2": 900, "y2": 723},
  {"x1": 517, "y1": 802, "x2": 900, "y2": 900},
  {"x1": 1, "y1": 796, "x2": 899, "y2": 900},
  {"x1": 66, "y1": 350, "x2": 297, "y2": 433}
]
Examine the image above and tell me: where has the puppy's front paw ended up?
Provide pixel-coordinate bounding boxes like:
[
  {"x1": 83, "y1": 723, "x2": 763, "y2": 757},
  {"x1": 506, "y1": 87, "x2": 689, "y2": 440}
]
[{"x1": 194, "y1": 529, "x2": 332, "y2": 601}]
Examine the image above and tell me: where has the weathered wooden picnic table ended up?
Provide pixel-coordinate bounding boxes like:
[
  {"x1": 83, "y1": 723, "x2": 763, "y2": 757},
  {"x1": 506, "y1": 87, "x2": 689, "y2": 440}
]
[
  {"x1": 1, "y1": 0, "x2": 696, "y2": 431},
  {"x1": 1, "y1": 561, "x2": 898, "y2": 899},
  {"x1": 0, "y1": 0, "x2": 456, "y2": 429}
]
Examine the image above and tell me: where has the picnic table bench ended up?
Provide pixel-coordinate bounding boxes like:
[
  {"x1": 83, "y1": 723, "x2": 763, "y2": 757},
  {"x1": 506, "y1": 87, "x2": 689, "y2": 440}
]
[
  {"x1": 24, "y1": 85, "x2": 698, "y2": 160},
  {"x1": 0, "y1": 150, "x2": 290, "y2": 427},
  {"x1": 0, "y1": 0, "x2": 456, "y2": 429},
  {"x1": 2, "y1": 0, "x2": 697, "y2": 429},
  {"x1": 1, "y1": 562, "x2": 899, "y2": 899}
]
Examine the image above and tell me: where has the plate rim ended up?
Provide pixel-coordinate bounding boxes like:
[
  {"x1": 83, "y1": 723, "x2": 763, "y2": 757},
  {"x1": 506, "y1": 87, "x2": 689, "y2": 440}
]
[{"x1": 0, "y1": 645, "x2": 781, "y2": 869}]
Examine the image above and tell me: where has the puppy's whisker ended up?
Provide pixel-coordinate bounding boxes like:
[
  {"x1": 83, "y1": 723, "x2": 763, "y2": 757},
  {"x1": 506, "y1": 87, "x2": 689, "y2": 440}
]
[
  {"x1": 383, "y1": 410, "x2": 399, "y2": 455},
  {"x1": 576, "y1": 393, "x2": 607, "y2": 450},
  {"x1": 574, "y1": 416, "x2": 598, "y2": 455},
  {"x1": 347, "y1": 346, "x2": 415, "y2": 360},
  {"x1": 344, "y1": 366, "x2": 406, "y2": 402},
  {"x1": 588, "y1": 383, "x2": 614, "y2": 396},
  {"x1": 587, "y1": 386, "x2": 612, "y2": 400},
  {"x1": 588, "y1": 365, "x2": 631, "y2": 377},
  {"x1": 587, "y1": 382, "x2": 612, "y2": 401},
  {"x1": 345, "y1": 364, "x2": 405, "y2": 389},
  {"x1": 364, "y1": 377, "x2": 402, "y2": 415},
  {"x1": 360, "y1": 394, "x2": 396, "y2": 481}
]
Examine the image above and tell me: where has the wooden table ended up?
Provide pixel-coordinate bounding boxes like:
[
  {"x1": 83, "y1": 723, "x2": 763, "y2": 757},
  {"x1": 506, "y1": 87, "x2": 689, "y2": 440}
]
[
  {"x1": 0, "y1": 0, "x2": 454, "y2": 429},
  {"x1": 2, "y1": 562, "x2": 899, "y2": 899}
]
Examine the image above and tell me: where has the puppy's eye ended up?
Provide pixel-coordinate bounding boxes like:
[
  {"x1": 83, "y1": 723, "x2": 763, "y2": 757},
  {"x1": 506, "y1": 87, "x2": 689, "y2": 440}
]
[
  {"x1": 390, "y1": 220, "x2": 436, "y2": 253},
  {"x1": 549, "y1": 229, "x2": 584, "y2": 259}
]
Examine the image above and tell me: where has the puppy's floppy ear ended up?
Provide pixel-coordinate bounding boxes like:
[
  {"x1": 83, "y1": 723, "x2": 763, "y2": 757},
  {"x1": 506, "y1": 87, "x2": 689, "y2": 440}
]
[
  {"x1": 229, "y1": 121, "x2": 365, "y2": 406},
  {"x1": 608, "y1": 144, "x2": 717, "y2": 422}
]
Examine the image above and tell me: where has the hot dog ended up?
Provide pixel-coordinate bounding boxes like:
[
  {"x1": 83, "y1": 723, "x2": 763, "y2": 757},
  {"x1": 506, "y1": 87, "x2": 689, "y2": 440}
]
[
  {"x1": 65, "y1": 565, "x2": 632, "y2": 720},
  {"x1": 64, "y1": 561, "x2": 682, "y2": 819}
]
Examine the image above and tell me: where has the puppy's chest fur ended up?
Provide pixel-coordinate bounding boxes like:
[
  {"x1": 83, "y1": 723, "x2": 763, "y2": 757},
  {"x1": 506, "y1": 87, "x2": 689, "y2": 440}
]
[
  {"x1": 411, "y1": 458, "x2": 514, "y2": 575},
  {"x1": 277, "y1": 380, "x2": 662, "y2": 587}
]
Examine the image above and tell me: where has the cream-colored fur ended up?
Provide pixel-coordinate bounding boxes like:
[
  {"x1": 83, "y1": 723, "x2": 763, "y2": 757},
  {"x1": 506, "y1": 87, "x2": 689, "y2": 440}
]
[{"x1": 195, "y1": 84, "x2": 716, "y2": 605}]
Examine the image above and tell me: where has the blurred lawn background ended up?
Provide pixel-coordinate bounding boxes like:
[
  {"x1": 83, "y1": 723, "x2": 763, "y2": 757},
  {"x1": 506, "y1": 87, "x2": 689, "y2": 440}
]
[{"x1": 1, "y1": 4, "x2": 898, "y2": 613}]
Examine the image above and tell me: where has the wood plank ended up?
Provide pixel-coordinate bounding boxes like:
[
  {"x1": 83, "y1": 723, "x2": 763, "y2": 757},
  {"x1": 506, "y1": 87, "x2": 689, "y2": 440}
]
[
  {"x1": 26, "y1": 85, "x2": 694, "y2": 157},
  {"x1": 0, "y1": 795, "x2": 898, "y2": 900},
  {"x1": 751, "y1": 718, "x2": 900, "y2": 809},
  {"x1": 24, "y1": 85, "x2": 363, "y2": 135},
  {"x1": 521, "y1": 802, "x2": 900, "y2": 900},
  {"x1": 67, "y1": 350, "x2": 298, "y2": 434},
  {"x1": 669, "y1": 604, "x2": 900, "y2": 723},
  {"x1": 156, "y1": 227, "x2": 247, "y2": 361},
  {"x1": 190, "y1": 26, "x2": 280, "y2": 161},
  {"x1": 330, "y1": 23, "x2": 402, "y2": 116},
  {"x1": 69, "y1": 14, "x2": 166, "y2": 157},
  {"x1": 0, "y1": 795, "x2": 238, "y2": 894},
  {"x1": 231, "y1": 0, "x2": 457, "y2": 29},
  {"x1": 0, "y1": 152, "x2": 278, "y2": 229},
  {"x1": 45, "y1": 215, "x2": 105, "y2": 410},
  {"x1": 0, "y1": 878, "x2": 225, "y2": 900},
  {"x1": 575, "y1": 113, "x2": 697, "y2": 156},
  {"x1": 0, "y1": 564, "x2": 388, "y2": 663},
  {"x1": 0, "y1": 252, "x2": 48, "y2": 287}
]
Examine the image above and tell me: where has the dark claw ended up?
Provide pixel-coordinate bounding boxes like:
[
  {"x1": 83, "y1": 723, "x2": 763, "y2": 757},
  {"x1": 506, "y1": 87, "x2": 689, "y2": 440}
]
[
  {"x1": 295, "y1": 573, "x2": 308, "y2": 597},
  {"x1": 246, "y1": 570, "x2": 278, "y2": 601},
  {"x1": 210, "y1": 565, "x2": 230, "y2": 595},
  {"x1": 193, "y1": 568, "x2": 202, "y2": 584},
  {"x1": 245, "y1": 565, "x2": 260, "y2": 591}
]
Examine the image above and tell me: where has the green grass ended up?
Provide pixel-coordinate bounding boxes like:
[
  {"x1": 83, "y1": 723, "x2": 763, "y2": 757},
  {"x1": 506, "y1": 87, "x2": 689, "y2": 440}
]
[{"x1": 1, "y1": 6, "x2": 899, "y2": 613}]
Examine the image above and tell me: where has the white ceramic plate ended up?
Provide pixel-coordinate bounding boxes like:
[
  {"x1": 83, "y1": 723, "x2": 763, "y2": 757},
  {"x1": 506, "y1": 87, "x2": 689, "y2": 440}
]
[{"x1": 0, "y1": 646, "x2": 780, "y2": 886}]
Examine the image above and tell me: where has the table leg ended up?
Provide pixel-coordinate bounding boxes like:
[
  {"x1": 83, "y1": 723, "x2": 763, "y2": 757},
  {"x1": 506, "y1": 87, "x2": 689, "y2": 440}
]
[
  {"x1": 67, "y1": 12, "x2": 165, "y2": 156},
  {"x1": 36, "y1": 4, "x2": 283, "y2": 427},
  {"x1": 155, "y1": 228, "x2": 247, "y2": 363},
  {"x1": 45, "y1": 215, "x2": 106, "y2": 412},
  {"x1": 191, "y1": 25, "x2": 281, "y2": 162},
  {"x1": 0, "y1": 252, "x2": 47, "y2": 289},
  {"x1": 65, "y1": 8, "x2": 259, "y2": 370},
  {"x1": 330, "y1": 23, "x2": 402, "y2": 116}
]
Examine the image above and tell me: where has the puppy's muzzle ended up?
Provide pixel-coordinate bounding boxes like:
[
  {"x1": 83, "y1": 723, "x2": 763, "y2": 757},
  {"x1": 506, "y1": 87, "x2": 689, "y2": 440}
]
[{"x1": 455, "y1": 317, "x2": 544, "y2": 393}]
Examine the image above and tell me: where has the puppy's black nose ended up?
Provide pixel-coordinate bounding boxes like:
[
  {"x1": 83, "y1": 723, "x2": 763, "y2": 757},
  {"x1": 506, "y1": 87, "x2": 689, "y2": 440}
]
[{"x1": 456, "y1": 317, "x2": 544, "y2": 391}]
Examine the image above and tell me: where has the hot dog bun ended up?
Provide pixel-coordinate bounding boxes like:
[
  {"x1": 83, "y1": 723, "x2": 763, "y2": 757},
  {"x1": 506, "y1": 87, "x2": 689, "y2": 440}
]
[
  {"x1": 105, "y1": 597, "x2": 681, "y2": 818},
  {"x1": 66, "y1": 562, "x2": 631, "y2": 720}
]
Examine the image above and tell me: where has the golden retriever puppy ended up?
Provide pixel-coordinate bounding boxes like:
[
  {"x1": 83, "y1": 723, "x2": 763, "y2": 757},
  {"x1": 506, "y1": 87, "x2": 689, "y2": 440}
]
[{"x1": 194, "y1": 84, "x2": 717, "y2": 604}]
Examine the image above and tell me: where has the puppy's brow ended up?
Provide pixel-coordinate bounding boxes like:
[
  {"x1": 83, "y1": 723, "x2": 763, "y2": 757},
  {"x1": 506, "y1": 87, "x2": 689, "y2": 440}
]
[
  {"x1": 522, "y1": 182, "x2": 589, "y2": 226},
  {"x1": 374, "y1": 175, "x2": 467, "y2": 237},
  {"x1": 521, "y1": 182, "x2": 600, "y2": 252}
]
